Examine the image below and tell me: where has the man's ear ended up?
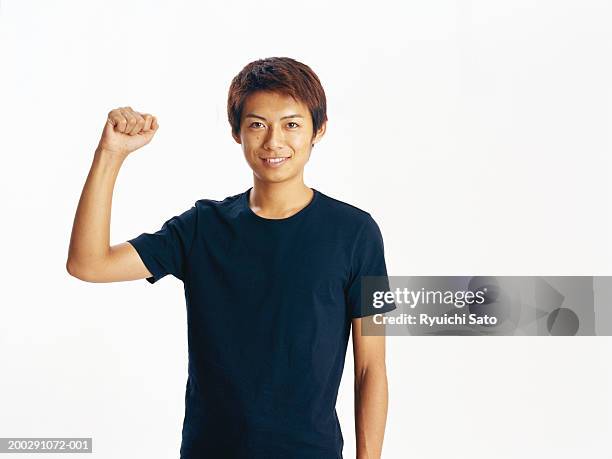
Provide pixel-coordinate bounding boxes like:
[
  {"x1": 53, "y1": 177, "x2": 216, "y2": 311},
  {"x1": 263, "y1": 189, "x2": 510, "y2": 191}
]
[
  {"x1": 232, "y1": 130, "x2": 241, "y2": 144},
  {"x1": 311, "y1": 120, "x2": 327, "y2": 146}
]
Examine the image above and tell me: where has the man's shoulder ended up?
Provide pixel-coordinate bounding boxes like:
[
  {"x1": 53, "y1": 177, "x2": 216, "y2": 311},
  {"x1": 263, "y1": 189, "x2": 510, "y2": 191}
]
[
  {"x1": 193, "y1": 191, "x2": 244, "y2": 212},
  {"x1": 316, "y1": 190, "x2": 374, "y2": 226}
]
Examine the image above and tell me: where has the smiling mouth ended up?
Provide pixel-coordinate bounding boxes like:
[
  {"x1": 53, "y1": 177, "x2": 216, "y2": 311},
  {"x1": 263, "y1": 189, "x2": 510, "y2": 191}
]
[{"x1": 260, "y1": 157, "x2": 290, "y2": 165}]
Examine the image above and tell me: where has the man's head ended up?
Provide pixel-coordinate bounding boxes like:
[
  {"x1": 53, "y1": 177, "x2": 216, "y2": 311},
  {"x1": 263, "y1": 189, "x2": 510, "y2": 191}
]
[{"x1": 227, "y1": 57, "x2": 327, "y2": 184}]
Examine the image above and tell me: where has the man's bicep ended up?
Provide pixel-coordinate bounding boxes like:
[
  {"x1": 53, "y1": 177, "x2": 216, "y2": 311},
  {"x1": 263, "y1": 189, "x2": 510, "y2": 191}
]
[
  {"x1": 107, "y1": 242, "x2": 154, "y2": 282},
  {"x1": 352, "y1": 318, "x2": 388, "y2": 376},
  {"x1": 69, "y1": 242, "x2": 153, "y2": 283},
  {"x1": 90, "y1": 242, "x2": 154, "y2": 283}
]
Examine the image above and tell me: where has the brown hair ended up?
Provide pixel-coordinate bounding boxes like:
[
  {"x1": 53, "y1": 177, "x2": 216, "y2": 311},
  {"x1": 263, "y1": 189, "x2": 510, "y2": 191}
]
[{"x1": 227, "y1": 57, "x2": 327, "y2": 141}]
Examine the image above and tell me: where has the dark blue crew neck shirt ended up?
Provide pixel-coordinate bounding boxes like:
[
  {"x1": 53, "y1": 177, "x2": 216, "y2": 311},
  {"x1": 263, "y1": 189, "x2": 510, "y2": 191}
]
[{"x1": 127, "y1": 187, "x2": 396, "y2": 458}]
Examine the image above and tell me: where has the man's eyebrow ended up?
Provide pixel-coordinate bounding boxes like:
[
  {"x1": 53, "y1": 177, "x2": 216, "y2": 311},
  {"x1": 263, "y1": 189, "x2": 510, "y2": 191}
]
[{"x1": 244, "y1": 113, "x2": 304, "y2": 121}]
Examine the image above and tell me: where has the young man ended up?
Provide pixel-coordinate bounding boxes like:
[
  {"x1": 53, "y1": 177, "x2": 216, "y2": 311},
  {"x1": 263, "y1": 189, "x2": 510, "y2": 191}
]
[{"x1": 67, "y1": 57, "x2": 396, "y2": 459}]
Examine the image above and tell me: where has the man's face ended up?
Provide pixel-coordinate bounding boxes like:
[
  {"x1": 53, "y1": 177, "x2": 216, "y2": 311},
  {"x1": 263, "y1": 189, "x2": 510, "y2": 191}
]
[{"x1": 233, "y1": 90, "x2": 325, "y2": 184}]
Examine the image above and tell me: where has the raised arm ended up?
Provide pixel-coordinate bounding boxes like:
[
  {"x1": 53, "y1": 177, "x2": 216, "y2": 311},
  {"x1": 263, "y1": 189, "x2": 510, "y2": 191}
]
[{"x1": 66, "y1": 107, "x2": 159, "y2": 283}]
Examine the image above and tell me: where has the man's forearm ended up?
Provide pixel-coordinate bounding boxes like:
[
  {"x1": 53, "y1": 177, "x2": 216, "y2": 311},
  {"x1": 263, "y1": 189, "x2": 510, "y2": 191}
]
[
  {"x1": 354, "y1": 366, "x2": 389, "y2": 459},
  {"x1": 66, "y1": 147, "x2": 124, "y2": 273}
]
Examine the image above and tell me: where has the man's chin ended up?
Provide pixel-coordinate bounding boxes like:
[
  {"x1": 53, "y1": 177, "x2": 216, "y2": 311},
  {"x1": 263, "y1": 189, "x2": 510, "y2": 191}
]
[{"x1": 253, "y1": 171, "x2": 296, "y2": 184}]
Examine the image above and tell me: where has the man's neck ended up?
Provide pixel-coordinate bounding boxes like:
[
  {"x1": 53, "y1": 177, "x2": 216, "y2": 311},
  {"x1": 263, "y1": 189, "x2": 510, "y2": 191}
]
[{"x1": 248, "y1": 179, "x2": 314, "y2": 219}]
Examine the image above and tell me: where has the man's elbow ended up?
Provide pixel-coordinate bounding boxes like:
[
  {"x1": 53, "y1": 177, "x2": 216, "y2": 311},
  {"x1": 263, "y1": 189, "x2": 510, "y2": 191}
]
[
  {"x1": 355, "y1": 362, "x2": 388, "y2": 384},
  {"x1": 66, "y1": 258, "x2": 97, "y2": 282}
]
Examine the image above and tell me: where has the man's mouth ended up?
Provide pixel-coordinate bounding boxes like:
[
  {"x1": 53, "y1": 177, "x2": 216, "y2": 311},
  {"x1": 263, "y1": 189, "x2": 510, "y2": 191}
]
[{"x1": 260, "y1": 157, "x2": 290, "y2": 166}]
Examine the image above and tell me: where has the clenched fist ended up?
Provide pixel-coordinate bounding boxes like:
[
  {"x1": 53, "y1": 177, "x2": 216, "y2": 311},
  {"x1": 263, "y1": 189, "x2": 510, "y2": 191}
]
[{"x1": 98, "y1": 106, "x2": 159, "y2": 157}]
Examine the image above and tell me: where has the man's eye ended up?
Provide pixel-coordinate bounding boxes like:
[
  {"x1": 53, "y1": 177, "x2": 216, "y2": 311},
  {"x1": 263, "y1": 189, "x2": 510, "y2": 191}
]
[
  {"x1": 287, "y1": 122, "x2": 299, "y2": 128},
  {"x1": 249, "y1": 122, "x2": 264, "y2": 128}
]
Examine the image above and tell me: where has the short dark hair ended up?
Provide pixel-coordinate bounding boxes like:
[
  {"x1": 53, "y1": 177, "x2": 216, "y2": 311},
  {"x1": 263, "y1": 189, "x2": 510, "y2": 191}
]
[{"x1": 227, "y1": 57, "x2": 327, "y2": 140}]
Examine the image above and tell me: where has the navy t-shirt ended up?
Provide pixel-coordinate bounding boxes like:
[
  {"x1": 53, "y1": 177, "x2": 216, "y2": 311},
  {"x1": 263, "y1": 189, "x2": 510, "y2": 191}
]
[{"x1": 127, "y1": 187, "x2": 396, "y2": 459}]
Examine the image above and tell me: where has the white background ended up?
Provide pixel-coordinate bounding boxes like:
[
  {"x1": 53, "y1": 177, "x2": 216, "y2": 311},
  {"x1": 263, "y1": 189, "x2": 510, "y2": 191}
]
[{"x1": 1, "y1": 0, "x2": 611, "y2": 457}]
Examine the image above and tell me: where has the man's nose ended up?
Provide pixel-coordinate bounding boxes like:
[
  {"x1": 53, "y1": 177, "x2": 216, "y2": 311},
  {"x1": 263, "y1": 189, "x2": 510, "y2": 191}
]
[{"x1": 263, "y1": 125, "x2": 285, "y2": 150}]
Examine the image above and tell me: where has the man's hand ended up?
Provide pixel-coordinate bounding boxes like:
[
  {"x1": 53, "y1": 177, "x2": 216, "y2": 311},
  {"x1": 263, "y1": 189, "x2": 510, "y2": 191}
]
[{"x1": 98, "y1": 106, "x2": 159, "y2": 157}]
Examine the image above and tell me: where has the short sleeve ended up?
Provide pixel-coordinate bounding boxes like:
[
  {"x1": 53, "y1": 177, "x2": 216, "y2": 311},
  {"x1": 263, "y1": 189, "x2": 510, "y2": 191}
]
[
  {"x1": 346, "y1": 216, "x2": 397, "y2": 318},
  {"x1": 127, "y1": 204, "x2": 198, "y2": 284}
]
